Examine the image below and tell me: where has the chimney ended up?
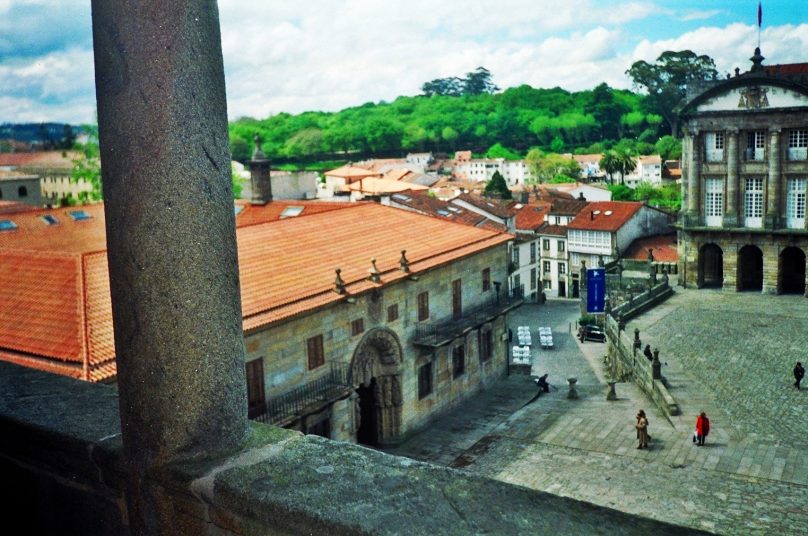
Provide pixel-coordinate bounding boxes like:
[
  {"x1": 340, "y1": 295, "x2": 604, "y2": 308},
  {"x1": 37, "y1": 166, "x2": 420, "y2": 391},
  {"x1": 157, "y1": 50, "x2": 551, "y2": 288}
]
[
  {"x1": 578, "y1": 192, "x2": 586, "y2": 201},
  {"x1": 247, "y1": 134, "x2": 272, "y2": 205},
  {"x1": 520, "y1": 190, "x2": 529, "y2": 203},
  {"x1": 590, "y1": 210, "x2": 594, "y2": 220}
]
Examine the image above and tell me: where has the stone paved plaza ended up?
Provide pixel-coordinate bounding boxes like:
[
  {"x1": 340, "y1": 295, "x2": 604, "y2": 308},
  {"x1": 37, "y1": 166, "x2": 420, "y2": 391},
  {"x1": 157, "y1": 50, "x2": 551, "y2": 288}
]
[{"x1": 386, "y1": 293, "x2": 808, "y2": 535}]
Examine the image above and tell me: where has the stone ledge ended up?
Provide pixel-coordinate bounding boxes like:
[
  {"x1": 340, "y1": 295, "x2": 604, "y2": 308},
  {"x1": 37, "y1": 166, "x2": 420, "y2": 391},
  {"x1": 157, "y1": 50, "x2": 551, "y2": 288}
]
[{"x1": 1, "y1": 361, "x2": 708, "y2": 535}]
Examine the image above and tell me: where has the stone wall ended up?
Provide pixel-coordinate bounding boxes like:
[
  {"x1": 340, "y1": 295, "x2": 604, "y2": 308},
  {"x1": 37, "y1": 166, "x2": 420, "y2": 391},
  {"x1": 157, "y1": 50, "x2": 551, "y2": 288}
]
[{"x1": 0, "y1": 361, "x2": 709, "y2": 535}]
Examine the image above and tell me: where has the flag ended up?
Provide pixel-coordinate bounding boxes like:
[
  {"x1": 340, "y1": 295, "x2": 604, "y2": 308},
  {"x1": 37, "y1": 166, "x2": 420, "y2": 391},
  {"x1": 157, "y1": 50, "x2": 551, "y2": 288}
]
[{"x1": 758, "y1": 2, "x2": 762, "y2": 27}]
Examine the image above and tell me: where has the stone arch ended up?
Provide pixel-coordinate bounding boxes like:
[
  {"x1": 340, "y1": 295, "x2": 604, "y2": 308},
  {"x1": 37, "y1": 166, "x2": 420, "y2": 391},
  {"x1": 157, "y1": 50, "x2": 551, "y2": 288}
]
[
  {"x1": 738, "y1": 245, "x2": 763, "y2": 291},
  {"x1": 349, "y1": 328, "x2": 403, "y2": 446},
  {"x1": 698, "y1": 243, "x2": 723, "y2": 288},
  {"x1": 778, "y1": 246, "x2": 806, "y2": 295}
]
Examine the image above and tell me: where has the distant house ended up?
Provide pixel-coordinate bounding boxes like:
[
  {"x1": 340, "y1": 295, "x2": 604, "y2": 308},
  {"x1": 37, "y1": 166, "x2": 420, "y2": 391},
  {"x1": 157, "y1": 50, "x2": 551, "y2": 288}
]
[
  {"x1": 405, "y1": 152, "x2": 433, "y2": 171},
  {"x1": 624, "y1": 155, "x2": 663, "y2": 188},
  {"x1": 548, "y1": 182, "x2": 612, "y2": 202},
  {"x1": 566, "y1": 201, "x2": 673, "y2": 284},
  {"x1": 452, "y1": 156, "x2": 532, "y2": 186},
  {"x1": 0, "y1": 170, "x2": 42, "y2": 207},
  {"x1": 571, "y1": 154, "x2": 605, "y2": 181},
  {"x1": 0, "y1": 151, "x2": 93, "y2": 206},
  {"x1": 320, "y1": 165, "x2": 382, "y2": 197}
]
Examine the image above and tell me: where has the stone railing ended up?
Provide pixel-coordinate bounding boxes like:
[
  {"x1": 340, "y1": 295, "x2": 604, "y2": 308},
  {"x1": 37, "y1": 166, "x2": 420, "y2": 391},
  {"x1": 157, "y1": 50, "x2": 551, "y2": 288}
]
[
  {"x1": 604, "y1": 280, "x2": 680, "y2": 418},
  {"x1": 0, "y1": 362, "x2": 707, "y2": 535}
]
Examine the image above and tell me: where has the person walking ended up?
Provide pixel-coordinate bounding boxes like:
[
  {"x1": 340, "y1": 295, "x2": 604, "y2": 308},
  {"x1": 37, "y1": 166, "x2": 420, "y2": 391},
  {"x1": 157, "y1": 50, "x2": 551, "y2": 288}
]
[
  {"x1": 643, "y1": 344, "x2": 653, "y2": 361},
  {"x1": 635, "y1": 409, "x2": 649, "y2": 449},
  {"x1": 695, "y1": 412, "x2": 710, "y2": 446},
  {"x1": 794, "y1": 362, "x2": 805, "y2": 390}
]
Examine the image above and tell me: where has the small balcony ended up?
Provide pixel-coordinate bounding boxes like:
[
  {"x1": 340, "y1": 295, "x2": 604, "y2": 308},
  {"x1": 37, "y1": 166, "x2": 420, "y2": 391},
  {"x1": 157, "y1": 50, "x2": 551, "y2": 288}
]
[
  {"x1": 251, "y1": 362, "x2": 352, "y2": 426},
  {"x1": 413, "y1": 290, "x2": 523, "y2": 348}
]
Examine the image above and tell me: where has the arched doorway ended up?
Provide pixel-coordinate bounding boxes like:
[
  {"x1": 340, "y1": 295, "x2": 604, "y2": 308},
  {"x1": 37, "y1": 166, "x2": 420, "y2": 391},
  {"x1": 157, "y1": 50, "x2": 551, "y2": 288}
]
[
  {"x1": 350, "y1": 328, "x2": 403, "y2": 446},
  {"x1": 738, "y1": 245, "x2": 763, "y2": 291},
  {"x1": 698, "y1": 243, "x2": 723, "y2": 288},
  {"x1": 779, "y1": 247, "x2": 806, "y2": 295}
]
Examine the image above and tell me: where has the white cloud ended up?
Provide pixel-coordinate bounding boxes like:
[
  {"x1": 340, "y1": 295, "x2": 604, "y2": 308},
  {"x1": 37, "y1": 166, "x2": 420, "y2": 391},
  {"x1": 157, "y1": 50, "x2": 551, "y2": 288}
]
[{"x1": 0, "y1": 1, "x2": 806, "y2": 124}]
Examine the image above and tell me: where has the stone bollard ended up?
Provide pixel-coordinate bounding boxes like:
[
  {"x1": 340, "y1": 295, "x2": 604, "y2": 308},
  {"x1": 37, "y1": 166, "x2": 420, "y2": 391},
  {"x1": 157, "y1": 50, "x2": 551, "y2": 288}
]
[
  {"x1": 567, "y1": 377, "x2": 579, "y2": 399},
  {"x1": 606, "y1": 381, "x2": 617, "y2": 401},
  {"x1": 633, "y1": 328, "x2": 641, "y2": 349},
  {"x1": 652, "y1": 349, "x2": 662, "y2": 380}
]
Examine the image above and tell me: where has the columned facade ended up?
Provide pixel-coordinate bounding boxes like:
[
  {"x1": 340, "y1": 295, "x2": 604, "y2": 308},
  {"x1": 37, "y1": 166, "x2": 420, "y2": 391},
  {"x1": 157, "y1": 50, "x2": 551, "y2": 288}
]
[{"x1": 677, "y1": 51, "x2": 808, "y2": 296}]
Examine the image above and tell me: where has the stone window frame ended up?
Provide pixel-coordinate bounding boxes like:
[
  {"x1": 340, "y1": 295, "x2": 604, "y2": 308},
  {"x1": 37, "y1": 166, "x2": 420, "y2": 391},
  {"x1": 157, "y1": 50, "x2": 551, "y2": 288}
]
[
  {"x1": 529, "y1": 241, "x2": 536, "y2": 263},
  {"x1": 451, "y1": 344, "x2": 465, "y2": 379},
  {"x1": 542, "y1": 238, "x2": 551, "y2": 251},
  {"x1": 559, "y1": 263, "x2": 566, "y2": 275},
  {"x1": 530, "y1": 268, "x2": 537, "y2": 290},
  {"x1": 543, "y1": 261, "x2": 551, "y2": 273},
  {"x1": 417, "y1": 361, "x2": 433, "y2": 399},
  {"x1": 351, "y1": 318, "x2": 364, "y2": 337},
  {"x1": 245, "y1": 358, "x2": 265, "y2": 418},
  {"x1": 786, "y1": 177, "x2": 807, "y2": 228},
  {"x1": 482, "y1": 267, "x2": 491, "y2": 292},
  {"x1": 417, "y1": 291, "x2": 429, "y2": 322},
  {"x1": 478, "y1": 325, "x2": 493, "y2": 363},
  {"x1": 745, "y1": 130, "x2": 766, "y2": 161},
  {"x1": 704, "y1": 177, "x2": 724, "y2": 226},
  {"x1": 788, "y1": 129, "x2": 808, "y2": 161},
  {"x1": 558, "y1": 240, "x2": 565, "y2": 253},
  {"x1": 306, "y1": 334, "x2": 325, "y2": 370},
  {"x1": 387, "y1": 303, "x2": 399, "y2": 322},
  {"x1": 743, "y1": 177, "x2": 764, "y2": 227}
]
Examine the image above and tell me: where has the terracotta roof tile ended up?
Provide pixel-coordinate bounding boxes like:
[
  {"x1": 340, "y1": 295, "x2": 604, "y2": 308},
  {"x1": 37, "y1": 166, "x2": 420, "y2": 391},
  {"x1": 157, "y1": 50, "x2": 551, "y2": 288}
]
[
  {"x1": 454, "y1": 194, "x2": 517, "y2": 219},
  {"x1": 388, "y1": 190, "x2": 488, "y2": 227},
  {"x1": 0, "y1": 201, "x2": 39, "y2": 215},
  {"x1": 0, "y1": 202, "x2": 511, "y2": 381},
  {"x1": 537, "y1": 224, "x2": 567, "y2": 237},
  {"x1": 235, "y1": 200, "x2": 355, "y2": 228},
  {"x1": 514, "y1": 204, "x2": 549, "y2": 232},
  {"x1": 624, "y1": 233, "x2": 678, "y2": 263},
  {"x1": 568, "y1": 201, "x2": 644, "y2": 232}
]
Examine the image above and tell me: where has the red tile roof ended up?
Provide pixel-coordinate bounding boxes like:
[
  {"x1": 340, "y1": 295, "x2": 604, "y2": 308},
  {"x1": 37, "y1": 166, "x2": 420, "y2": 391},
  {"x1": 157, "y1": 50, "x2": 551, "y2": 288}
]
[
  {"x1": 764, "y1": 63, "x2": 808, "y2": 77},
  {"x1": 389, "y1": 190, "x2": 488, "y2": 227},
  {"x1": 514, "y1": 203, "x2": 549, "y2": 232},
  {"x1": 454, "y1": 193, "x2": 517, "y2": 219},
  {"x1": 0, "y1": 200, "x2": 39, "y2": 215},
  {"x1": 0, "y1": 202, "x2": 511, "y2": 381},
  {"x1": 567, "y1": 201, "x2": 644, "y2": 232},
  {"x1": 0, "y1": 151, "x2": 78, "y2": 170},
  {"x1": 623, "y1": 233, "x2": 678, "y2": 263},
  {"x1": 235, "y1": 200, "x2": 355, "y2": 228},
  {"x1": 537, "y1": 224, "x2": 567, "y2": 237}
]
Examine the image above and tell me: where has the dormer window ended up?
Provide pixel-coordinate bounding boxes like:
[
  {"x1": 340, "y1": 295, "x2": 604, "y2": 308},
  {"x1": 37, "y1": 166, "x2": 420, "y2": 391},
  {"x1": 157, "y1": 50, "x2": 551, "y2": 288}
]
[
  {"x1": 0, "y1": 219, "x2": 17, "y2": 231},
  {"x1": 69, "y1": 210, "x2": 92, "y2": 221}
]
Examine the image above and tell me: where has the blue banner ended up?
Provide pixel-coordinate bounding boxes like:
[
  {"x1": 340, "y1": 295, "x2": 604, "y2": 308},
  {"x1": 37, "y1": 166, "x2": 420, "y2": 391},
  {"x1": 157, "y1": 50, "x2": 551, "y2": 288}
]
[{"x1": 586, "y1": 268, "x2": 605, "y2": 313}]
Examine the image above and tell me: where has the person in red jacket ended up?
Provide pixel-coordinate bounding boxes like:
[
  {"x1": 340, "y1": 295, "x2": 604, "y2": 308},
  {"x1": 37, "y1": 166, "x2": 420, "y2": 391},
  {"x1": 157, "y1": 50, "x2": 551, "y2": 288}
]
[{"x1": 695, "y1": 412, "x2": 710, "y2": 446}]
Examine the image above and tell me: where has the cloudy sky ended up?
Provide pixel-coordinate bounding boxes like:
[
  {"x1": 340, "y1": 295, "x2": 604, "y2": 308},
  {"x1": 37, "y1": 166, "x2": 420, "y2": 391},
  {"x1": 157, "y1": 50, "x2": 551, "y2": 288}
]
[{"x1": 1, "y1": 0, "x2": 806, "y2": 124}]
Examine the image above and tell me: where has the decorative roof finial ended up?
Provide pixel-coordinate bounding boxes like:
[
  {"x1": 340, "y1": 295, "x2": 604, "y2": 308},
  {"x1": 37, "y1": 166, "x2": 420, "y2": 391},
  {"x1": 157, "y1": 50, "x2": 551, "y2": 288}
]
[
  {"x1": 368, "y1": 258, "x2": 381, "y2": 283},
  {"x1": 252, "y1": 134, "x2": 267, "y2": 161},
  {"x1": 750, "y1": 47, "x2": 765, "y2": 73},
  {"x1": 399, "y1": 250, "x2": 410, "y2": 273},
  {"x1": 334, "y1": 268, "x2": 346, "y2": 294}
]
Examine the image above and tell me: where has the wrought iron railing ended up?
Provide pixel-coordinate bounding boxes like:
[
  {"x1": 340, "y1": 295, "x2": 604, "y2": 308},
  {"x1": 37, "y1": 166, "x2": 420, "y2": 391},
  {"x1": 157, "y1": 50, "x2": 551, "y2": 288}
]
[
  {"x1": 414, "y1": 290, "x2": 523, "y2": 347},
  {"x1": 252, "y1": 362, "x2": 352, "y2": 426}
]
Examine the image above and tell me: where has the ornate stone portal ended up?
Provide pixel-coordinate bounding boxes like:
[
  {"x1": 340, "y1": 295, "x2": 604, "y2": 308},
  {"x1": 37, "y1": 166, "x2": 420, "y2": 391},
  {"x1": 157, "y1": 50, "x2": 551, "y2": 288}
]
[{"x1": 350, "y1": 328, "x2": 403, "y2": 445}]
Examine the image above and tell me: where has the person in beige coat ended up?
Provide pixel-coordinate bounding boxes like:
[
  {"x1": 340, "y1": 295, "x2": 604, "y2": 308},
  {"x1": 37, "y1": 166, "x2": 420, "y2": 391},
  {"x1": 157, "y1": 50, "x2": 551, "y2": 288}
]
[{"x1": 635, "y1": 409, "x2": 649, "y2": 449}]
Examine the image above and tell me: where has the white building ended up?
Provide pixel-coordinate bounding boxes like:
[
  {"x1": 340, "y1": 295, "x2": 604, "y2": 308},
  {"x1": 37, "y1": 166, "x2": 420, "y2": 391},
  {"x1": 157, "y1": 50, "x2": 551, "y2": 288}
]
[
  {"x1": 567, "y1": 201, "x2": 673, "y2": 283},
  {"x1": 624, "y1": 155, "x2": 663, "y2": 188},
  {"x1": 453, "y1": 157, "x2": 533, "y2": 186}
]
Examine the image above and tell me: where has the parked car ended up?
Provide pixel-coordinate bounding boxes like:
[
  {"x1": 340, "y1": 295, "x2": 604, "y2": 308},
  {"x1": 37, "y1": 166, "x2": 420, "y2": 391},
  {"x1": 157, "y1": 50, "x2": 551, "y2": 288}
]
[{"x1": 578, "y1": 325, "x2": 605, "y2": 343}]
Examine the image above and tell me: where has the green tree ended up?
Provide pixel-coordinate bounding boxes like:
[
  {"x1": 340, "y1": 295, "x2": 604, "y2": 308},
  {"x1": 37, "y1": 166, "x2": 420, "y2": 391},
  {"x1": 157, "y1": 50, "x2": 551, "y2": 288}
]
[
  {"x1": 655, "y1": 135, "x2": 682, "y2": 161},
  {"x1": 71, "y1": 135, "x2": 102, "y2": 202},
  {"x1": 229, "y1": 136, "x2": 250, "y2": 161},
  {"x1": 607, "y1": 183, "x2": 633, "y2": 200},
  {"x1": 485, "y1": 142, "x2": 521, "y2": 160},
  {"x1": 284, "y1": 128, "x2": 324, "y2": 160},
  {"x1": 526, "y1": 149, "x2": 579, "y2": 184},
  {"x1": 484, "y1": 170, "x2": 512, "y2": 199},
  {"x1": 599, "y1": 150, "x2": 620, "y2": 185},
  {"x1": 626, "y1": 50, "x2": 718, "y2": 136},
  {"x1": 463, "y1": 66, "x2": 499, "y2": 95}
]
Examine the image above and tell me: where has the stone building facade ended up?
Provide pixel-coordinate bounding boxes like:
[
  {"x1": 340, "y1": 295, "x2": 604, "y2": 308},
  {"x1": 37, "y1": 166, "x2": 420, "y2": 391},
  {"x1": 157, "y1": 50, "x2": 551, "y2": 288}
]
[
  {"x1": 245, "y1": 244, "x2": 516, "y2": 446},
  {"x1": 677, "y1": 50, "x2": 808, "y2": 294}
]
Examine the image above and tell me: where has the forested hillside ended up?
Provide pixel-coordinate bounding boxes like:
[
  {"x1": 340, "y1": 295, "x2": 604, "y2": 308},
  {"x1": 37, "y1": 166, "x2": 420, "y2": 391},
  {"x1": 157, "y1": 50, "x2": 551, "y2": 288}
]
[{"x1": 228, "y1": 83, "x2": 664, "y2": 164}]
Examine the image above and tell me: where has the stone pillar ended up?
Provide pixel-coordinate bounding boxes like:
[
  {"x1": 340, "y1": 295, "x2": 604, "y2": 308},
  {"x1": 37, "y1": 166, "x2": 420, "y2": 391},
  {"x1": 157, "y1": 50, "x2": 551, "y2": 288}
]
[
  {"x1": 92, "y1": 1, "x2": 247, "y2": 532},
  {"x1": 725, "y1": 128, "x2": 739, "y2": 227},
  {"x1": 606, "y1": 381, "x2": 617, "y2": 401},
  {"x1": 765, "y1": 128, "x2": 782, "y2": 229},
  {"x1": 686, "y1": 130, "x2": 701, "y2": 226},
  {"x1": 248, "y1": 135, "x2": 272, "y2": 205},
  {"x1": 566, "y1": 378, "x2": 578, "y2": 399},
  {"x1": 652, "y1": 349, "x2": 662, "y2": 380}
]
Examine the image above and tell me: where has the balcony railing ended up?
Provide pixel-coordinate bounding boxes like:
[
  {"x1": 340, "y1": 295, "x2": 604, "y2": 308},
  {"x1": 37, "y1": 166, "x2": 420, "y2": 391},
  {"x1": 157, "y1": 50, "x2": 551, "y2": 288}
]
[
  {"x1": 414, "y1": 290, "x2": 523, "y2": 348},
  {"x1": 252, "y1": 362, "x2": 352, "y2": 426}
]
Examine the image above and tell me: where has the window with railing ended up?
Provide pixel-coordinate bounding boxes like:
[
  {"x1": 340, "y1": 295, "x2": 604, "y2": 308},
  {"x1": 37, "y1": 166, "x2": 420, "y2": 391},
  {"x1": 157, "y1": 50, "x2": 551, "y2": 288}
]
[
  {"x1": 786, "y1": 178, "x2": 806, "y2": 229},
  {"x1": 559, "y1": 263, "x2": 566, "y2": 275},
  {"x1": 705, "y1": 132, "x2": 724, "y2": 162},
  {"x1": 543, "y1": 261, "x2": 550, "y2": 273},
  {"x1": 744, "y1": 178, "x2": 764, "y2": 228},
  {"x1": 788, "y1": 130, "x2": 808, "y2": 161},
  {"x1": 745, "y1": 131, "x2": 765, "y2": 161},
  {"x1": 530, "y1": 242, "x2": 536, "y2": 263},
  {"x1": 704, "y1": 178, "x2": 724, "y2": 226},
  {"x1": 530, "y1": 268, "x2": 537, "y2": 290}
]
